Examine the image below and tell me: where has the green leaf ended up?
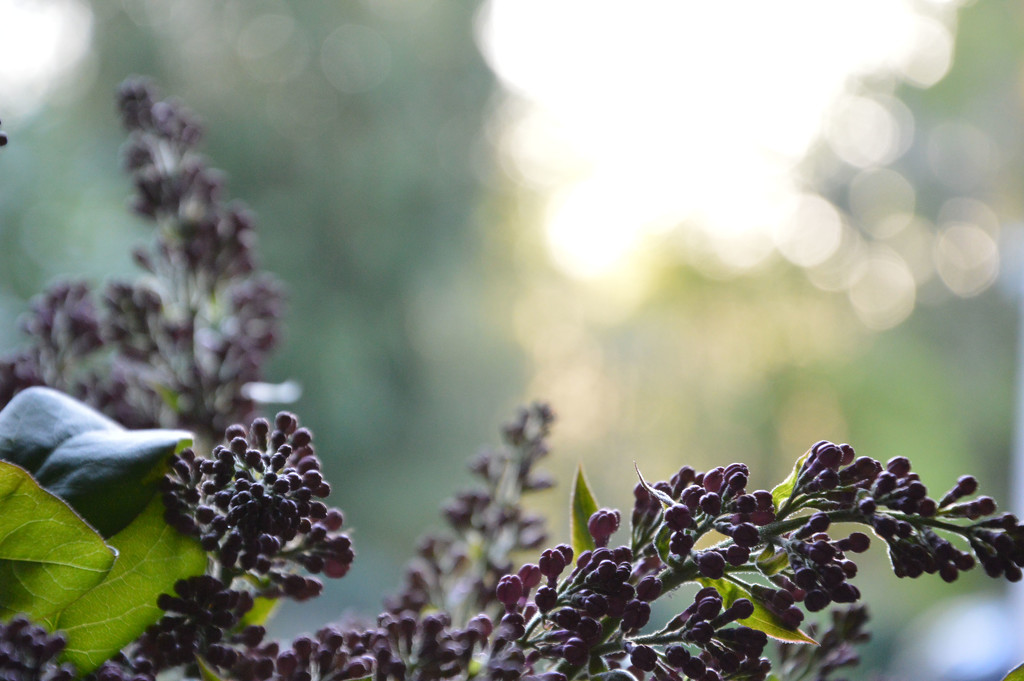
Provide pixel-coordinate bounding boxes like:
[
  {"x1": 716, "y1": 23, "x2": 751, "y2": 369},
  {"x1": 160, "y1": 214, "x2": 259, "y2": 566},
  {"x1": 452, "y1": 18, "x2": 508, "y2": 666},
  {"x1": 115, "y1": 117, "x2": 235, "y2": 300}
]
[
  {"x1": 240, "y1": 596, "x2": 279, "y2": 627},
  {"x1": 56, "y1": 495, "x2": 207, "y2": 673},
  {"x1": 697, "y1": 577, "x2": 817, "y2": 644},
  {"x1": 35, "y1": 428, "x2": 191, "y2": 537},
  {"x1": 0, "y1": 387, "x2": 122, "y2": 472},
  {"x1": 1001, "y1": 661, "x2": 1024, "y2": 681},
  {"x1": 196, "y1": 654, "x2": 227, "y2": 681},
  {"x1": 0, "y1": 461, "x2": 116, "y2": 622},
  {"x1": 654, "y1": 523, "x2": 673, "y2": 567},
  {"x1": 570, "y1": 463, "x2": 599, "y2": 557},
  {"x1": 0, "y1": 387, "x2": 191, "y2": 536},
  {"x1": 770, "y1": 448, "x2": 812, "y2": 512},
  {"x1": 634, "y1": 463, "x2": 674, "y2": 509},
  {"x1": 754, "y1": 546, "x2": 790, "y2": 575}
]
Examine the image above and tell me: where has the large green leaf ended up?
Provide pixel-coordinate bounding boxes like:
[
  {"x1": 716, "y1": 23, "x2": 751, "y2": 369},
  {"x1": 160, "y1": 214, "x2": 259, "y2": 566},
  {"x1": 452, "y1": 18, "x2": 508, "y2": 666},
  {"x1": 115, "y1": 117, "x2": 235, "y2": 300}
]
[
  {"x1": 0, "y1": 387, "x2": 191, "y2": 536},
  {"x1": 0, "y1": 387, "x2": 122, "y2": 472},
  {"x1": 697, "y1": 577, "x2": 816, "y2": 645},
  {"x1": 1001, "y1": 662, "x2": 1024, "y2": 681},
  {"x1": 35, "y1": 428, "x2": 191, "y2": 537},
  {"x1": 0, "y1": 461, "x2": 116, "y2": 622},
  {"x1": 770, "y1": 448, "x2": 812, "y2": 512},
  {"x1": 56, "y1": 494, "x2": 207, "y2": 673},
  {"x1": 570, "y1": 463, "x2": 599, "y2": 557}
]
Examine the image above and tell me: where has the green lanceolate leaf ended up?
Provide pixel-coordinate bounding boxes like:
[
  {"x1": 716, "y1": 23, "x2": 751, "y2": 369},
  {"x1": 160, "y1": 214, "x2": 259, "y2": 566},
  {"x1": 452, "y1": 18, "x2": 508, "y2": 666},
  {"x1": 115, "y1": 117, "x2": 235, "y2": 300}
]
[
  {"x1": 0, "y1": 461, "x2": 116, "y2": 622},
  {"x1": 697, "y1": 577, "x2": 817, "y2": 645},
  {"x1": 571, "y1": 463, "x2": 599, "y2": 557},
  {"x1": 755, "y1": 546, "x2": 790, "y2": 575},
  {"x1": 654, "y1": 523, "x2": 674, "y2": 567},
  {"x1": 0, "y1": 387, "x2": 191, "y2": 536},
  {"x1": 634, "y1": 463, "x2": 675, "y2": 509},
  {"x1": 56, "y1": 494, "x2": 207, "y2": 674},
  {"x1": 770, "y1": 448, "x2": 812, "y2": 513},
  {"x1": 195, "y1": 654, "x2": 227, "y2": 681},
  {"x1": 1001, "y1": 661, "x2": 1024, "y2": 681}
]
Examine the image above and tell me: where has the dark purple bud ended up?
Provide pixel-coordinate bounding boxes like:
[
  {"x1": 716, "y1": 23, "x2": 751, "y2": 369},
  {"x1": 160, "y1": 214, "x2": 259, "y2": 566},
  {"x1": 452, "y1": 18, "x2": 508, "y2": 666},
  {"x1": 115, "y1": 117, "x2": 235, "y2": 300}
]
[
  {"x1": 886, "y1": 456, "x2": 911, "y2": 477},
  {"x1": 731, "y1": 522, "x2": 760, "y2": 548},
  {"x1": 519, "y1": 564, "x2": 542, "y2": 590},
  {"x1": 665, "y1": 504, "x2": 693, "y2": 531},
  {"x1": 703, "y1": 467, "x2": 724, "y2": 494},
  {"x1": 815, "y1": 442, "x2": 842, "y2": 470},
  {"x1": 697, "y1": 551, "x2": 725, "y2": 579},
  {"x1": 535, "y1": 586, "x2": 558, "y2": 612},
  {"x1": 635, "y1": 575, "x2": 662, "y2": 602},
  {"x1": 561, "y1": 637, "x2": 588, "y2": 666},
  {"x1": 628, "y1": 643, "x2": 658, "y2": 671},
  {"x1": 700, "y1": 492, "x2": 722, "y2": 516},
  {"x1": 670, "y1": 531, "x2": 694, "y2": 556},
  {"x1": 725, "y1": 544, "x2": 750, "y2": 566},
  {"x1": 728, "y1": 598, "x2": 754, "y2": 620}
]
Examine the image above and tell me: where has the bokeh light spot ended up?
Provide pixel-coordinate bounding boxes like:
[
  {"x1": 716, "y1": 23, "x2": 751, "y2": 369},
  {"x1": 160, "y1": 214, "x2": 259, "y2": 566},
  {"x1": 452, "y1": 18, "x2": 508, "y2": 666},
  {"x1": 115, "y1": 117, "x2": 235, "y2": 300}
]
[
  {"x1": 825, "y1": 95, "x2": 908, "y2": 168},
  {"x1": 934, "y1": 224, "x2": 999, "y2": 298},
  {"x1": 236, "y1": 13, "x2": 309, "y2": 83},
  {"x1": 847, "y1": 247, "x2": 916, "y2": 330},
  {"x1": 321, "y1": 24, "x2": 392, "y2": 94},
  {"x1": 927, "y1": 122, "x2": 995, "y2": 191},
  {"x1": 848, "y1": 168, "x2": 917, "y2": 238},
  {"x1": 775, "y1": 194, "x2": 843, "y2": 268}
]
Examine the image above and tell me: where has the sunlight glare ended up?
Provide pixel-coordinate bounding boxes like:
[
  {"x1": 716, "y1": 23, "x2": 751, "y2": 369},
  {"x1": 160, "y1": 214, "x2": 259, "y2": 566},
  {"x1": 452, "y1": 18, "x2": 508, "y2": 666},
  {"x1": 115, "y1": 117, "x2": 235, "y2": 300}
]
[
  {"x1": 0, "y1": 0, "x2": 93, "y2": 119},
  {"x1": 478, "y1": 0, "x2": 966, "y2": 306}
]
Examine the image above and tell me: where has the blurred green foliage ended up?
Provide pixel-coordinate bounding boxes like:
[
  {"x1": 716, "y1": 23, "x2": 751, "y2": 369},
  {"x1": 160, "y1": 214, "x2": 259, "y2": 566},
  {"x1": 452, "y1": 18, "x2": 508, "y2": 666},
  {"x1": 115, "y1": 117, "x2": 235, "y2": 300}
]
[{"x1": 1, "y1": 2, "x2": 1023, "y2": 677}]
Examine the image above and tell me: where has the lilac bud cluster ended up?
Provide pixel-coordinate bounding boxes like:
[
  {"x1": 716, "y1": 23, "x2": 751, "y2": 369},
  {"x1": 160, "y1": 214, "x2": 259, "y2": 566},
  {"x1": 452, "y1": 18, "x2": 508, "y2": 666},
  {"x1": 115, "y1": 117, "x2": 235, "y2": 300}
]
[
  {"x1": 781, "y1": 513, "x2": 869, "y2": 613},
  {"x1": 387, "y1": 403, "x2": 555, "y2": 616},
  {"x1": 130, "y1": 575, "x2": 264, "y2": 674},
  {"x1": 783, "y1": 441, "x2": 1024, "y2": 586},
  {"x1": 211, "y1": 612, "x2": 502, "y2": 681},
  {"x1": 634, "y1": 463, "x2": 777, "y2": 574},
  {"x1": 775, "y1": 605, "x2": 869, "y2": 681},
  {"x1": 653, "y1": 587, "x2": 769, "y2": 681},
  {"x1": 0, "y1": 615, "x2": 75, "y2": 681},
  {"x1": 0, "y1": 79, "x2": 284, "y2": 443},
  {"x1": 0, "y1": 282, "x2": 103, "y2": 407},
  {"x1": 161, "y1": 413, "x2": 353, "y2": 598}
]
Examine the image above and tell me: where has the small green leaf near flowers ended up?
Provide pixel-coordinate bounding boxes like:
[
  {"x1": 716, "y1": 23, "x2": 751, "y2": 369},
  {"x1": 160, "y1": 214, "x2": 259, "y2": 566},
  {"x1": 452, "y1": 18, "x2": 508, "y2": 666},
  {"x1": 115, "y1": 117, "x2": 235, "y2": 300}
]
[
  {"x1": 571, "y1": 463, "x2": 599, "y2": 557},
  {"x1": 697, "y1": 577, "x2": 817, "y2": 645},
  {"x1": 770, "y1": 448, "x2": 812, "y2": 512}
]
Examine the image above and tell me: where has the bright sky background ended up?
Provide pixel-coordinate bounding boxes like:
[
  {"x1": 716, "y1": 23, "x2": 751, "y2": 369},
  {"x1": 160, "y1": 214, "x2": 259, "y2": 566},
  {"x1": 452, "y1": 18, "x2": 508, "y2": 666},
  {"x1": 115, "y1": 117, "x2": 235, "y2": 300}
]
[{"x1": 477, "y1": 0, "x2": 979, "y2": 330}]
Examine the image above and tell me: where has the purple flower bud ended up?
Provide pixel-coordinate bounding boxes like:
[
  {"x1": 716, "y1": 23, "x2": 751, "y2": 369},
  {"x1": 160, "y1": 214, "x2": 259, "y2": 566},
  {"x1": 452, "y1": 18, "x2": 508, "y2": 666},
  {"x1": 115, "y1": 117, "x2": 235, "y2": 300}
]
[
  {"x1": 636, "y1": 575, "x2": 662, "y2": 602},
  {"x1": 731, "y1": 522, "x2": 760, "y2": 548},
  {"x1": 587, "y1": 509, "x2": 621, "y2": 548},
  {"x1": 697, "y1": 551, "x2": 725, "y2": 579},
  {"x1": 665, "y1": 504, "x2": 693, "y2": 531}
]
